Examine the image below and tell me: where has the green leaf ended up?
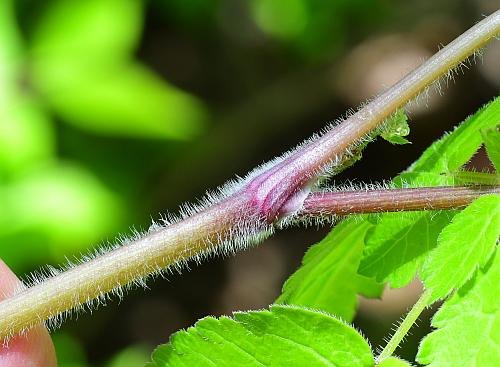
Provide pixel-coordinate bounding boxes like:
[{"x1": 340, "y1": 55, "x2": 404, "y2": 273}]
[
  {"x1": 149, "y1": 305, "x2": 374, "y2": 367},
  {"x1": 30, "y1": 0, "x2": 143, "y2": 65},
  {"x1": 35, "y1": 63, "x2": 207, "y2": 140},
  {"x1": 420, "y1": 194, "x2": 500, "y2": 301},
  {"x1": 377, "y1": 357, "x2": 413, "y2": 367},
  {"x1": 381, "y1": 109, "x2": 411, "y2": 145},
  {"x1": 481, "y1": 126, "x2": 500, "y2": 171},
  {"x1": 417, "y1": 248, "x2": 500, "y2": 366},
  {"x1": 359, "y1": 212, "x2": 454, "y2": 288},
  {"x1": 410, "y1": 97, "x2": 500, "y2": 174},
  {"x1": 0, "y1": 163, "x2": 123, "y2": 268},
  {"x1": 0, "y1": 96, "x2": 55, "y2": 178},
  {"x1": 276, "y1": 219, "x2": 383, "y2": 321},
  {"x1": 359, "y1": 97, "x2": 500, "y2": 288},
  {"x1": 107, "y1": 345, "x2": 149, "y2": 367},
  {"x1": 448, "y1": 170, "x2": 500, "y2": 186}
]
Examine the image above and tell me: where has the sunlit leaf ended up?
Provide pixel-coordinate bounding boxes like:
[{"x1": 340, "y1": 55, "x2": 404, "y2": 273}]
[
  {"x1": 359, "y1": 97, "x2": 500, "y2": 288},
  {"x1": 149, "y1": 305, "x2": 374, "y2": 367},
  {"x1": 417, "y1": 249, "x2": 500, "y2": 366},
  {"x1": 420, "y1": 195, "x2": 500, "y2": 302},
  {"x1": 277, "y1": 219, "x2": 383, "y2": 321},
  {"x1": 378, "y1": 357, "x2": 413, "y2": 367},
  {"x1": 359, "y1": 211, "x2": 454, "y2": 288},
  {"x1": 481, "y1": 126, "x2": 500, "y2": 171}
]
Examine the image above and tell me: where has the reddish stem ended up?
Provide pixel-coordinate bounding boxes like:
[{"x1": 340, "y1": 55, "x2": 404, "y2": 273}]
[{"x1": 301, "y1": 186, "x2": 500, "y2": 215}]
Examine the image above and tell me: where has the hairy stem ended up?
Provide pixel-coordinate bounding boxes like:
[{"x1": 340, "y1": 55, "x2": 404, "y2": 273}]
[
  {"x1": 300, "y1": 186, "x2": 500, "y2": 215},
  {"x1": 378, "y1": 290, "x2": 433, "y2": 361},
  {"x1": 0, "y1": 11, "x2": 499, "y2": 340}
]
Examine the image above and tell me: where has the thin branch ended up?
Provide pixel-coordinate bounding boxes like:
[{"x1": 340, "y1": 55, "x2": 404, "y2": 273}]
[
  {"x1": 300, "y1": 186, "x2": 500, "y2": 216},
  {"x1": 0, "y1": 11, "x2": 499, "y2": 340},
  {"x1": 377, "y1": 290, "x2": 433, "y2": 362}
]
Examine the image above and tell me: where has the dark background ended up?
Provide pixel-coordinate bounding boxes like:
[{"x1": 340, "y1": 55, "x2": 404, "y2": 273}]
[{"x1": 1, "y1": 0, "x2": 498, "y2": 365}]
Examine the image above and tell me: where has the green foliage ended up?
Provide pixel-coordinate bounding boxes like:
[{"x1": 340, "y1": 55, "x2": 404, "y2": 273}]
[
  {"x1": 276, "y1": 219, "x2": 382, "y2": 321},
  {"x1": 420, "y1": 195, "x2": 500, "y2": 302},
  {"x1": 149, "y1": 305, "x2": 374, "y2": 367},
  {"x1": 377, "y1": 357, "x2": 413, "y2": 367},
  {"x1": 417, "y1": 249, "x2": 500, "y2": 366},
  {"x1": 360, "y1": 211, "x2": 453, "y2": 288},
  {"x1": 481, "y1": 126, "x2": 500, "y2": 170},
  {"x1": 30, "y1": 0, "x2": 207, "y2": 139},
  {"x1": 0, "y1": 0, "x2": 209, "y2": 272},
  {"x1": 359, "y1": 97, "x2": 500, "y2": 288},
  {"x1": 381, "y1": 109, "x2": 411, "y2": 145}
]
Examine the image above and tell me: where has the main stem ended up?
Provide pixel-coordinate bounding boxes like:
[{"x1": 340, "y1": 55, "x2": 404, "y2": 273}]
[{"x1": 0, "y1": 11, "x2": 499, "y2": 340}]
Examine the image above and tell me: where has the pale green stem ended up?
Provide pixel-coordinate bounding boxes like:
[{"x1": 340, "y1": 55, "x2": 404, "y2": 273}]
[{"x1": 377, "y1": 290, "x2": 433, "y2": 361}]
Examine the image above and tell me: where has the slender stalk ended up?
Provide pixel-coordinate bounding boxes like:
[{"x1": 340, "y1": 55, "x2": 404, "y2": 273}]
[
  {"x1": 377, "y1": 290, "x2": 433, "y2": 361},
  {"x1": 0, "y1": 11, "x2": 499, "y2": 340},
  {"x1": 300, "y1": 186, "x2": 500, "y2": 216}
]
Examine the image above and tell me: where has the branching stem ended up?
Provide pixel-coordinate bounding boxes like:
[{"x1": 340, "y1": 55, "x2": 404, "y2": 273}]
[{"x1": 0, "y1": 10, "x2": 499, "y2": 340}]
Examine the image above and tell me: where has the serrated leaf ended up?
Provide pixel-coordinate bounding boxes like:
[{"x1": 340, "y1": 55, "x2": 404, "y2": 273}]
[
  {"x1": 149, "y1": 305, "x2": 374, "y2": 367},
  {"x1": 381, "y1": 109, "x2": 411, "y2": 145},
  {"x1": 359, "y1": 212, "x2": 454, "y2": 288},
  {"x1": 417, "y1": 248, "x2": 500, "y2": 366},
  {"x1": 277, "y1": 219, "x2": 383, "y2": 321},
  {"x1": 378, "y1": 357, "x2": 413, "y2": 367},
  {"x1": 420, "y1": 194, "x2": 500, "y2": 301},
  {"x1": 410, "y1": 97, "x2": 500, "y2": 174},
  {"x1": 481, "y1": 126, "x2": 500, "y2": 171},
  {"x1": 359, "y1": 97, "x2": 500, "y2": 288}
]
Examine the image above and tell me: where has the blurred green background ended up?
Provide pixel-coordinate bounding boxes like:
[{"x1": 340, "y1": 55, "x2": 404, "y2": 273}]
[{"x1": 1, "y1": 0, "x2": 498, "y2": 365}]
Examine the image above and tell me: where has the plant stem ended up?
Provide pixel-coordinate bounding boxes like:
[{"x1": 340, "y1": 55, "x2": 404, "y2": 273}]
[
  {"x1": 378, "y1": 290, "x2": 433, "y2": 361},
  {"x1": 0, "y1": 11, "x2": 499, "y2": 340},
  {"x1": 300, "y1": 186, "x2": 500, "y2": 216}
]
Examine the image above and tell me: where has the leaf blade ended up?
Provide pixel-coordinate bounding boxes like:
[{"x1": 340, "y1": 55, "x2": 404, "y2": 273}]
[
  {"x1": 417, "y1": 248, "x2": 500, "y2": 366},
  {"x1": 420, "y1": 194, "x2": 500, "y2": 301},
  {"x1": 276, "y1": 219, "x2": 383, "y2": 321},
  {"x1": 149, "y1": 305, "x2": 374, "y2": 367}
]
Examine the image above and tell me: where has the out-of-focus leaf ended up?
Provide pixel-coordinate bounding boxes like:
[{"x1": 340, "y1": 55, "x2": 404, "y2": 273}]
[
  {"x1": 277, "y1": 219, "x2": 383, "y2": 321},
  {"x1": 417, "y1": 249, "x2": 500, "y2": 366},
  {"x1": 0, "y1": 0, "x2": 24, "y2": 92},
  {"x1": 420, "y1": 195, "x2": 500, "y2": 302},
  {"x1": 107, "y1": 345, "x2": 150, "y2": 367},
  {"x1": 252, "y1": 0, "x2": 309, "y2": 40},
  {"x1": 0, "y1": 163, "x2": 123, "y2": 263},
  {"x1": 149, "y1": 305, "x2": 374, "y2": 367},
  {"x1": 34, "y1": 63, "x2": 207, "y2": 139},
  {"x1": 53, "y1": 332, "x2": 89, "y2": 367},
  {"x1": 481, "y1": 126, "x2": 500, "y2": 171},
  {"x1": 30, "y1": 0, "x2": 143, "y2": 65},
  {"x1": 0, "y1": 96, "x2": 54, "y2": 178}
]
